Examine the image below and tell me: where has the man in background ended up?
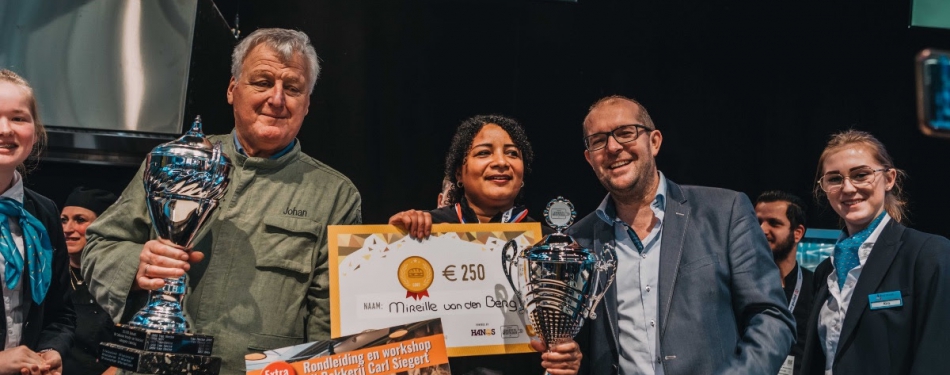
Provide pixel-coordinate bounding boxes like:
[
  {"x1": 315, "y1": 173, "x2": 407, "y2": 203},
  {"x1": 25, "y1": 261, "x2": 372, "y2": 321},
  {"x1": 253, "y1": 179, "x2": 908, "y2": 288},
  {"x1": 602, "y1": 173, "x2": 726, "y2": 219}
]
[{"x1": 756, "y1": 190, "x2": 814, "y2": 375}]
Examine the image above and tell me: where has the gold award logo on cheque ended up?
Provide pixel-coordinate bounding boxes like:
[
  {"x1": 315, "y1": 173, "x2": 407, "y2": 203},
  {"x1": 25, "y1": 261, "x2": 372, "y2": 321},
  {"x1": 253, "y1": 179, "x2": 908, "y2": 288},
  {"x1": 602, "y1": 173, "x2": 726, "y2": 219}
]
[{"x1": 398, "y1": 256, "x2": 434, "y2": 300}]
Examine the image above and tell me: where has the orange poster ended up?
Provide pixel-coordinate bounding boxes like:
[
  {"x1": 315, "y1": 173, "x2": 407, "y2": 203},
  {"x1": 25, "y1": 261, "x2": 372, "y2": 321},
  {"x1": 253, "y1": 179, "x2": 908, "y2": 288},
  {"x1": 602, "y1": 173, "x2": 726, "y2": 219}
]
[{"x1": 246, "y1": 319, "x2": 450, "y2": 375}]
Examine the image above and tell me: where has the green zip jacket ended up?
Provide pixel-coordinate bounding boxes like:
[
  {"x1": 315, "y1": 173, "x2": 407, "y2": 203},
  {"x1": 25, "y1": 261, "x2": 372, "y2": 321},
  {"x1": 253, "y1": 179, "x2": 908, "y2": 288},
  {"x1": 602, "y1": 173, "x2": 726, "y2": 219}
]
[{"x1": 82, "y1": 133, "x2": 362, "y2": 373}]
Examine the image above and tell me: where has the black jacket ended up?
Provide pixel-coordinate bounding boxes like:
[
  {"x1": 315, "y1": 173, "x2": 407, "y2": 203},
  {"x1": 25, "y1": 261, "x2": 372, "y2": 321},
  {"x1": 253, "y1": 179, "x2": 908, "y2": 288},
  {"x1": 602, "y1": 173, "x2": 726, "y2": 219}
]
[
  {"x1": 801, "y1": 220, "x2": 950, "y2": 375},
  {"x1": 63, "y1": 266, "x2": 113, "y2": 375},
  {"x1": 0, "y1": 188, "x2": 76, "y2": 356},
  {"x1": 784, "y1": 262, "x2": 814, "y2": 375}
]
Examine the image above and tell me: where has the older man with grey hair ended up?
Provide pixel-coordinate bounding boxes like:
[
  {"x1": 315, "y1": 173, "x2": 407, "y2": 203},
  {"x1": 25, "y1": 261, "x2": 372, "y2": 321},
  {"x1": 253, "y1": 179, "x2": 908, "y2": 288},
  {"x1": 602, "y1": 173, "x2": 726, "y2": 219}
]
[{"x1": 82, "y1": 28, "x2": 362, "y2": 373}]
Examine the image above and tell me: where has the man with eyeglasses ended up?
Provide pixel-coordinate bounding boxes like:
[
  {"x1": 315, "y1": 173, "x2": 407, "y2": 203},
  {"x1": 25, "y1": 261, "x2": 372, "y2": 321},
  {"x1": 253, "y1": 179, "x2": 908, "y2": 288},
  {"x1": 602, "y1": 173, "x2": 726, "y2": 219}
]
[
  {"x1": 542, "y1": 95, "x2": 794, "y2": 375},
  {"x1": 755, "y1": 191, "x2": 815, "y2": 375}
]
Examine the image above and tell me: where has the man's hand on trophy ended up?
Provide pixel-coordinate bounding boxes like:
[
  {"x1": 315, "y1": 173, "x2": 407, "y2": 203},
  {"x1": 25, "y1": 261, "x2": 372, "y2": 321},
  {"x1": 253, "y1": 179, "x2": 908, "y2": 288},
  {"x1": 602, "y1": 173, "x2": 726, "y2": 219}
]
[
  {"x1": 531, "y1": 339, "x2": 582, "y2": 375},
  {"x1": 388, "y1": 210, "x2": 433, "y2": 239},
  {"x1": 134, "y1": 239, "x2": 204, "y2": 291}
]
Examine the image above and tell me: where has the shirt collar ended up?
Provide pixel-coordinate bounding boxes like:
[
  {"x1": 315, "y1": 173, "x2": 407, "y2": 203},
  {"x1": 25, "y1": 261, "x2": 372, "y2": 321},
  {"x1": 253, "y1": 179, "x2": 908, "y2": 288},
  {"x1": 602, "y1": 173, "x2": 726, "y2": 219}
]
[
  {"x1": 596, "y1": 171, "x2": 667, "y2": 225},
  {"x1": 835, "y1": 212, "x2": 890, "y2": 242},
  {"x1": 866, "y1": 213, "x2": 890, "y2": 245},
  {"x1": 232, "y1": 131, "x2": 297, "y2": 160},
  {"x1": 833, "y1": 212, "x2": 890, "y2": 262},
  {"x1": 0, "y1": 171, "x2": 25, "y2": 204}
]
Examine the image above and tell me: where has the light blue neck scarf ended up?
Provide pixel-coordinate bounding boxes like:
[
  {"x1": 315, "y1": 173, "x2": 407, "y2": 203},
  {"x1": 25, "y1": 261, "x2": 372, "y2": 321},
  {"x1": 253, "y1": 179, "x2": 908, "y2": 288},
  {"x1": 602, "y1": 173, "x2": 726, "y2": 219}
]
[
  {"x1": 0, "y1": 198, "x2": 53, "y2": 304},
  {"x1": 833, "y1": 212, "x2": 886, "y2": 290}
]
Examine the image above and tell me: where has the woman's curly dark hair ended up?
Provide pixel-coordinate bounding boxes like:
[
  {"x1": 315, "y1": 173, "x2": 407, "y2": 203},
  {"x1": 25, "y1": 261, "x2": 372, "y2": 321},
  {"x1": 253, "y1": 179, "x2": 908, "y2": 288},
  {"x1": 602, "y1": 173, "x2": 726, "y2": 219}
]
[{"x1": 443, "y1": 114, "x2": 534, "y2": 206}]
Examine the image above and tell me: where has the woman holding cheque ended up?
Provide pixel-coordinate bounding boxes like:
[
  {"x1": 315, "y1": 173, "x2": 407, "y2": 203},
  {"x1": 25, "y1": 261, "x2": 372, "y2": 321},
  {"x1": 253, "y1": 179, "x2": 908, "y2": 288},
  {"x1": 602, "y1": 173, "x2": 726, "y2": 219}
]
[
  {"x1": 390, "y1": 114, "x2": 541, "y2": 237},
  {"x1": 800, "y1": 130, "x2": 950, "y2": 374},
  {"x1": 389, "y1": 114, "x2": 580, "y2": 375}
]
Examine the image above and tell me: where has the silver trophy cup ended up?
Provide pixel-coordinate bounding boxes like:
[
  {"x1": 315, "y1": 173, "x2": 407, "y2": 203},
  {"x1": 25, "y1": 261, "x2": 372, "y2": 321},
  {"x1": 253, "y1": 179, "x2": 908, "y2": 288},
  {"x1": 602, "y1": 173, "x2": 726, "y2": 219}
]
[
  {"x1": 502, "y1": 197, "x2": 617, "y2": 352},
  {"x1": 129, "y1": 116, "x2": 231, "y2": 334}
]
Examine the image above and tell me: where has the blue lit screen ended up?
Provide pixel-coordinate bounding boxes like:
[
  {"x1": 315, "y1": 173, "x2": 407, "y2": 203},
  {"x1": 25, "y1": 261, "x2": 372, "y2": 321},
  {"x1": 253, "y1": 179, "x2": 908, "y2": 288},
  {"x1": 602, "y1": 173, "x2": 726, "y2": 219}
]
[
  {"x1": 797, "y1": 228, "x2": 839, "y2": 271},
  {"x1": 912, "y1": 0, "x2": 950, "y2": 30},
  {"x1": 922, "y1": 55, "x2": 950, "y2": 131}
]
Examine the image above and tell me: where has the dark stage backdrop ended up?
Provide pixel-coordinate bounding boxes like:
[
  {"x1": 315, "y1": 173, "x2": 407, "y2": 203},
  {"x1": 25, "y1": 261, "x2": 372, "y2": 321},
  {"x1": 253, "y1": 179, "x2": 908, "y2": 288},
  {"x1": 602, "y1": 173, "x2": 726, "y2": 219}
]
[{"x1": 27, "y1": 0, "x2": 950, "y2": 238}]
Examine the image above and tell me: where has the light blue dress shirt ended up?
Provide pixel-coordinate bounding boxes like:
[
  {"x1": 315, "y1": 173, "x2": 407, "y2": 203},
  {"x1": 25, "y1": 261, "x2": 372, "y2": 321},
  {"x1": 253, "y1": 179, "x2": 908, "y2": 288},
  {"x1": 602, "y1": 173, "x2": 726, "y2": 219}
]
[{"x1": 595, "y1": 172, "x2": 667, "y2": 375}]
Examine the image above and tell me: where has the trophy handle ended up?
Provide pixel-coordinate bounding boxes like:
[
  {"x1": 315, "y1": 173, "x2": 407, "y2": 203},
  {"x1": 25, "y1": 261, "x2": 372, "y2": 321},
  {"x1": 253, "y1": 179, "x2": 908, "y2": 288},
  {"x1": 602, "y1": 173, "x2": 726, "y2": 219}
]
[
  {"x1": 585, "y1": 243, "x2": 618, "y2": 320},
  {"x1": 501, "y1": 240, "x2": 526, "y2": 313}
]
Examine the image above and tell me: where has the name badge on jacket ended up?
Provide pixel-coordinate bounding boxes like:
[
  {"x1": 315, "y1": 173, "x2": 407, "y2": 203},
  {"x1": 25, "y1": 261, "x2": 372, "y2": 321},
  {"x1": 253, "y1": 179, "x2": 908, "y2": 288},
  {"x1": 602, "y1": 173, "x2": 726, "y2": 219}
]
[{"x1": 868, "y1": 291, "x2": 903, "y2": 310}]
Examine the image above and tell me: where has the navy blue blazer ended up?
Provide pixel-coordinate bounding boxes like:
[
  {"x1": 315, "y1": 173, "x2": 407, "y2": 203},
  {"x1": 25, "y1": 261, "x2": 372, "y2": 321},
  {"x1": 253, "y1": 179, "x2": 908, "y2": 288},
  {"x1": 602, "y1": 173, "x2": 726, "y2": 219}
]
[
  {"x1": 800, "y1": 220, "x2": 950, "y2": 375},
  {"x1": 0, "y1": 188, "x2": 76, "y2": 355},
  {"x1": 570, "y1": 180, "x2": 795, "y2": 375}
]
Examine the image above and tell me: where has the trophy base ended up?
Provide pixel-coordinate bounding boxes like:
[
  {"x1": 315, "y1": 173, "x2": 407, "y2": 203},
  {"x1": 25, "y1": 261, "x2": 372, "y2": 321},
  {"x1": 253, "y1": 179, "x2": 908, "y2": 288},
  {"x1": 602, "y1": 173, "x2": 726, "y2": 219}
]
[
  {"x1": 99, "y1": 342, "x2": 221, "y2": 374},
  {"x1": 113, "y1": 324, "x2": 214, "y2": 355}
]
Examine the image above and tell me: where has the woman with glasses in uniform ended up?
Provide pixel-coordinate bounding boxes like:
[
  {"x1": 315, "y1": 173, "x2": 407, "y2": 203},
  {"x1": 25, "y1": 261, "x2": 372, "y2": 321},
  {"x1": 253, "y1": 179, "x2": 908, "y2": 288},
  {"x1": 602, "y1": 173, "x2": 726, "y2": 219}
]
[{"x1": 800, "y1": 130, "x2": 950, "y2": 375}]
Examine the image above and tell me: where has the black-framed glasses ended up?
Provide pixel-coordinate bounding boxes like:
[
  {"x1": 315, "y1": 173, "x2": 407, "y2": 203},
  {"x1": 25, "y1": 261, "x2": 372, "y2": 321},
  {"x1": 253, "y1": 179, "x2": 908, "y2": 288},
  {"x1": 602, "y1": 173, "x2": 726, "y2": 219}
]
[
  {"x1": 583, "y1": 124, "x2": 654, "y2": 151},
  {"x1": 817, "y1": 167, "x2": 890, "y2": 192}
]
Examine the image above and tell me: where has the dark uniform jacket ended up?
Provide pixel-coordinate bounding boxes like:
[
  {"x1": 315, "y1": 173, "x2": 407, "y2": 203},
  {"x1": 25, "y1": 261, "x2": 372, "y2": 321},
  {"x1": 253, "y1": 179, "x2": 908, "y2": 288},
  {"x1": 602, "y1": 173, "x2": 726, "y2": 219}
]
[
  {"x1": 0, "y1": 188, "x2": 76, "y2": 356},
  {"x1": 801, "y1": 220, "x2": 950, "y2": 375}
]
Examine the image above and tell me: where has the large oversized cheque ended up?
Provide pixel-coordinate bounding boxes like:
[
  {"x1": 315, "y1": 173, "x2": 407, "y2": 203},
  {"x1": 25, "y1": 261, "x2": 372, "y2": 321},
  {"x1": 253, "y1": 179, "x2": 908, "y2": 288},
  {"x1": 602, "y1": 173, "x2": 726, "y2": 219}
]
[{"x1": 329, "y1": 223, "x2": 542, "y2": 357}]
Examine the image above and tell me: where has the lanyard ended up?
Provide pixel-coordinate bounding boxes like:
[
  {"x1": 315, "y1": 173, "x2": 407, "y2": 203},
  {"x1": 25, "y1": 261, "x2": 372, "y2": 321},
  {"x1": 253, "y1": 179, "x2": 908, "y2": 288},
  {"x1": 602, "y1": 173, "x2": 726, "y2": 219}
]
[
  {"x1": 788, "y1": 264, "x2": 803, "y2": 313},
  {"x1": 501, "y1": 209, "x2": 513, "y2": 223}
]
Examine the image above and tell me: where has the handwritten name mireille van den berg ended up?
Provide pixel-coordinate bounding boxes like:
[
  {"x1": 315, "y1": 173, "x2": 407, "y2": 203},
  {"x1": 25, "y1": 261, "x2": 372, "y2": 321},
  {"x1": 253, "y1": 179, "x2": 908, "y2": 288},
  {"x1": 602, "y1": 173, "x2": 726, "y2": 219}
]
[{"x1": 388, "y1": 294, "x2": 521, "y2": 314}]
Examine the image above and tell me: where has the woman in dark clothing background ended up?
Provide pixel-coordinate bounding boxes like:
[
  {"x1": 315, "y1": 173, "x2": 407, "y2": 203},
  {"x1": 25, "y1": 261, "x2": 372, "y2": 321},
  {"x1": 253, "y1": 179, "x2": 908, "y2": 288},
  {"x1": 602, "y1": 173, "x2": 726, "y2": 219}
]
[
  {"x1": 60, "y1": 187, "x2": 117, "y2": 375},
  {"x1": 389, "y1": 114, "x2": 550, "y2": 375}
]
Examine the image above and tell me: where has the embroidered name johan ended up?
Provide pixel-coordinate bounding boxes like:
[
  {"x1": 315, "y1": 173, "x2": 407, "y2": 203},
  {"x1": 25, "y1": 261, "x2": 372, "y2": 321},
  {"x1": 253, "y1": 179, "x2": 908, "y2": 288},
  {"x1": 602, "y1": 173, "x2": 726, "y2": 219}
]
[{"x1": 283, "y1": 207, "x2": 308, "y2": 217}]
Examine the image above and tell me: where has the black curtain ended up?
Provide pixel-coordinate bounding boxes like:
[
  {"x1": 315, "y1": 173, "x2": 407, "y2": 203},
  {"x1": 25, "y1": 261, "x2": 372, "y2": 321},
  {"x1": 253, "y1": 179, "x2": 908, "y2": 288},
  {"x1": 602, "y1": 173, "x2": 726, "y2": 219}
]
[{"x1": 31, "y1": 0, "x2": 950, "y2": 237}]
